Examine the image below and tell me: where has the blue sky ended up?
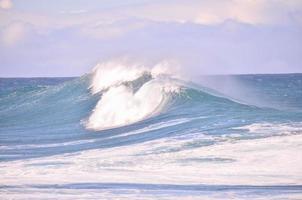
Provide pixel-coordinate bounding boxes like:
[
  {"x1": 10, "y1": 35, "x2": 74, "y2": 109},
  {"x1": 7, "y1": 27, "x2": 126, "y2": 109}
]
[{"x1": 0, "y1": 0, "x2": 302, "y2": 77}]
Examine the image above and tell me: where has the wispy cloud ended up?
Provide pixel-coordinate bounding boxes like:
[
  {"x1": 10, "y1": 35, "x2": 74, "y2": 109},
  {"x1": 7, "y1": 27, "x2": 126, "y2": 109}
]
[
  {"x1": 120, "y1": 0, "x2": 302, "y2": 25},
  {"x1": 59, "y1": 9, "x2": 87, "y2": 15},
  {"x1": 0, "y1": 21, "x2": 31, "y2": 46},
  {"x1": 0, "y1": 0, "x2": 12, "y2": 9}
]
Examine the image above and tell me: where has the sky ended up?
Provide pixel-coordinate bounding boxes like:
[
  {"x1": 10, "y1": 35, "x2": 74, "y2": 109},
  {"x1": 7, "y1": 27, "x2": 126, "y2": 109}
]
[{"x1": 0, "y1": 0, "x2": 302, "y2": 77}]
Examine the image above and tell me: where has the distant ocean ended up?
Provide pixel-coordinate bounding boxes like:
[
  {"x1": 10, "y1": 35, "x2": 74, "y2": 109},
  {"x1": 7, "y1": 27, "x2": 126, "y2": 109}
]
[{"x1": 1, "y1": 64, "x2": 302, "y2": 199}]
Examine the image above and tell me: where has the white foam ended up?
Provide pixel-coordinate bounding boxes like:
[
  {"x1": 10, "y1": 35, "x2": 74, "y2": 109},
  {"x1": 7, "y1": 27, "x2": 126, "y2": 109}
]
[
  {"x1": 90, "y1": 61, "x2": 147, "y2": 94},
  {"x1": 90, "y1": 59, "x2": 181, "y2": 94},
  {"x1": 1, "y1": 133, "x2": 302, "y2": 187},
  {"x1": 87, "y1": 80, "x2": 167, "y2": 130},
  {"x1": 234, "y1": 122, "x2": 302, "y2": 136},
  {"x1": 86, "y1": 60, "x2": 182, "y2": 131}
]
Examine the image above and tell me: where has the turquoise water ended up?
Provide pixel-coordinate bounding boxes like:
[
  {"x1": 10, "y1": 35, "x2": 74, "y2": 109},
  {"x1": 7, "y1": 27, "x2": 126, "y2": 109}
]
[{"x1": 0, "y1": 74, "x2": 302, "y2": 199}]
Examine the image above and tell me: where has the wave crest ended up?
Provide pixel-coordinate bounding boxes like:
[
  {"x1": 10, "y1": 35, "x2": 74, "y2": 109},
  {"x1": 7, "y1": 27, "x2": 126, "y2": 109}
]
[{"x1": 86, "y1": 60, "x2": 181, "y2": 131}]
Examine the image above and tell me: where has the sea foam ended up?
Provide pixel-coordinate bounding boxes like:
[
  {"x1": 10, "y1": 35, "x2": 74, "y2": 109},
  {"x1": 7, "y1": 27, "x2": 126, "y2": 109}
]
[{"x1": 86, "y1": 60, "x2": 181, "y2": 131}]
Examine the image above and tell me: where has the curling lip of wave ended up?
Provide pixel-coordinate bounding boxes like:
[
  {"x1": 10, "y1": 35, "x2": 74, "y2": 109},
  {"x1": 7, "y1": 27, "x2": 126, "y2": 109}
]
[
  {"x1": 85, "y1": 60, "x2": 182, "y2": 131},
  {"x1": 89, "y1": 60, "x2": 181, "y2": 94}
]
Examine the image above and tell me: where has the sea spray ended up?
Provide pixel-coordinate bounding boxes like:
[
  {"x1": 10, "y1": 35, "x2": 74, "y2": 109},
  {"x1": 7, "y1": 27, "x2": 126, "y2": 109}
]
[{"x1": 86, "y1": 59, "x2": 182, "y2": 130}]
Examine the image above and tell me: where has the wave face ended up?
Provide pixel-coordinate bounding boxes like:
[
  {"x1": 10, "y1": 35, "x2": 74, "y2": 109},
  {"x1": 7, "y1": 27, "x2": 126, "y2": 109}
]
[{"x1": 1, "y1": 64, "x2": 302, "y2": 199}]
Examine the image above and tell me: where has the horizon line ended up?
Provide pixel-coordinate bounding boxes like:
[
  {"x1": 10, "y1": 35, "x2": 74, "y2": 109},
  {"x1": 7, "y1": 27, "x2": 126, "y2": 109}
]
[{"x1": 1, "y1": 72, "x2": 302, "y2": 79}]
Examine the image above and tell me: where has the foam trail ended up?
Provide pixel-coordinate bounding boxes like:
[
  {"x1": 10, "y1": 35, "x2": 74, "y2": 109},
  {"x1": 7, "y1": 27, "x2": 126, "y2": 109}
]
[{"x1": 86, "y1": 60, "x2": 181, "y2": 131}]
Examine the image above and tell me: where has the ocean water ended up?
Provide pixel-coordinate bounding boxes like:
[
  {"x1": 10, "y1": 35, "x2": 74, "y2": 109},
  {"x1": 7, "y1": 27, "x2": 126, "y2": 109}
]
[{"x1": 0, "y1": 65, "x2": 302, "y2": 199}]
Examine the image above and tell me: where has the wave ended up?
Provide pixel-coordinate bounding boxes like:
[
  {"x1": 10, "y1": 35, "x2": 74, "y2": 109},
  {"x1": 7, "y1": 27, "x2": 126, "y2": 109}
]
[
  {"x1": 1, "y1": 62, "x2": 253, "y2": 135},
  {"x1": 84, "y1": 59, "x2": 268, "y2": 131},
  {"x1": 2, "y1": 61, "x2": 298, "y2": 136},
  {"x1": 85, "y1": 60, "x2": 183, "y2": 131}
]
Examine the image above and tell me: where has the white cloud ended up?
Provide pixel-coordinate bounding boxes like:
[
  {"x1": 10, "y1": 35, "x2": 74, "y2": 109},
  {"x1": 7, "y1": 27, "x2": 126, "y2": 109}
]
[
  {"x1": 79, "y1": 18, "x2": 147, "y2": 40},
  {"x1": 120, "y1": 0, "x2": 302, "y2": 25},
  {"x1": 0, "y1": 0, "x2": 12, "y2": 9},
  {"x1": 1, "y1": 22, "x2": 30, "y2": 46},
  {"x1": 59, "y1": 10, "x2": 88, "y2": 15},
  {"x1": 1, "y1": 0, "x2": 302, "y2": 30}
]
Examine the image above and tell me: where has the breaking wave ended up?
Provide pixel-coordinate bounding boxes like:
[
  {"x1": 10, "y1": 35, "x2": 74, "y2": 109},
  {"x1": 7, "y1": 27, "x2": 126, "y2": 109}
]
[{"x1": 86, "y1": 60, "x2": 183, "y2": 131}]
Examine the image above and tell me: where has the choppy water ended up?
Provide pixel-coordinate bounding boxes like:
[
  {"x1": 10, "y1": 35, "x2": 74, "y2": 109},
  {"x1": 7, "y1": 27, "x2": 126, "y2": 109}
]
[{"x1": 0, "y1": 72, "x2": 302, "y2": 199}]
